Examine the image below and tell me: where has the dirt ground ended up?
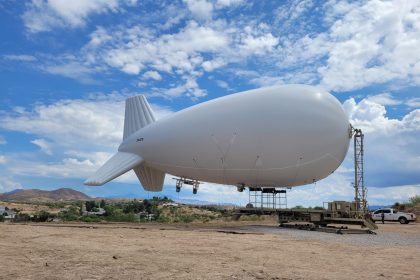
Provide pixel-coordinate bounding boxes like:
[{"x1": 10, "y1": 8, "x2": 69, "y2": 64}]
[{"x1": 0, "y1": 222, "x2": 419, "y2": 280}]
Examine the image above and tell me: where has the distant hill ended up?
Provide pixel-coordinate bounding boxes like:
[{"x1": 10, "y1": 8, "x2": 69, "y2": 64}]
[{"x1": 0, "y1": 188, "x2": 91, "y2": 202}]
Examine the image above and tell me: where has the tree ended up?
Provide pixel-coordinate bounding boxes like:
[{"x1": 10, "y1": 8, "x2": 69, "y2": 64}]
[
  {"x1": 100, "y1": 199, "x2": 106, "y2": 208},
  {"x1": 33, "y1": 211, "x2": 51, "y2": 222},
  {"x1": 143, "y1": 199, "x2": 152, "y2": 213},
  {"x1": 85, "y1": 201, "x2": 97, "y2": 212}
]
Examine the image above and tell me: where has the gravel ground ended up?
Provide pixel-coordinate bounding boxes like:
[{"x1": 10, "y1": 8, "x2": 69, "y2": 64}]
[
  {"x1": 1, "y1": 222, "x2": 419, "y2": 279},
  {"x1": 244, "y1": 224, "x2": 420, "y2": 246}
]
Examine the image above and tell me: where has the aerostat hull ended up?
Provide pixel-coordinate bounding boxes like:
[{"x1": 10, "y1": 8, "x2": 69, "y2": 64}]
[{"x1": 118, "y1": 84, "x2": 351, "y2": 188}]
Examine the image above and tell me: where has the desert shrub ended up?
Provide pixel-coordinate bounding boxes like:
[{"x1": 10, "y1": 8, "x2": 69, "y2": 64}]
[
  {"x1": 13, "y1": 213, "x2": 31, "y2": 222},
  {"x1": 0, "y1": 215, "x2": 4, "y2": 222},
  {"x1": 58, "y1": 211, "x2": 80, "y2": 221},
  {"x1": 32, "y1": 210, "x2": 53, "y2": 222},
  {"x1": 169, "y1": 206, "x2": 177, "y2": 214},
  {"x1": 174, "y1": 215, "x2": 195, "y2": 223},
  {"x1": 156, "y1": 216, "x2": 171, "y2": 223},
  {"x1": 407, "y1": 195, "x2": 420, "y2": 207},
  {"x1": 105, "y1": 213, "x2": 138, "y2": 222},
  {"x1": 81, "y1": 215, "x2": 103, "y2": 223},
  {"x1": 239, "y1": 214, "x2": 264, "y2": 221},
  {"x1": 103, "y1": 205, "x2": 116, "y2": 216}
]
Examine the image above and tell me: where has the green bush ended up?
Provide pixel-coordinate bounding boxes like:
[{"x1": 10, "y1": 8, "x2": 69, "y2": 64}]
[
  {"x1": 13, "y1": 213, "x2": 31, "y2": 222},
  {"x1": 105, "y1": 213, "x2": 138, "y2": 222},
  {"x1": 32, "y1": 210, "x2": 53, "y2": 222},
  {"x1": 81, "y1": 215, "x2": 103, "y2": 223},
  {"x1": 58, "y1": 211, "x2": 80, "y2": 221},
  {"x1": 176, "y1": 215, "x2": 195, "y2": 223},
  {"x1": 239, "y1": 214, "x2": 263, "y2": 221}
]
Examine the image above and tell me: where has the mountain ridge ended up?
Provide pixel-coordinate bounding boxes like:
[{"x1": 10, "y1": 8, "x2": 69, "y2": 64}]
[{"x1": 0, "y1": 188, "x2": 91, "y2": 202}]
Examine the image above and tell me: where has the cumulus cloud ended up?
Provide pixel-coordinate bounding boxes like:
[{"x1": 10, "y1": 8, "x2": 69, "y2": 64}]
[
  {"x1": 143, "y1": 71, "x2": 162, "y2": 81},
  {"x1": 152, "y1": 76, "x2": 207, "y2": 99},
  {"x1": 184, "y1": 0, "x2": 213, "y2": 20},
  {"x1": 18, "y1": 1, "x2": 420, "y2": 98},
  {"x1": 75, "y1": 19, "x2": 282, "y2": 98},
  {"x1": 0, "y1": 93, "x2": 173, "y2": 153},
  {"x1": 22, "y1": 0, "x2": 137, "y2": 33},
  {"x1": 343, "y1": 97, "x2": 420, "y2": 187},
  {"x1": 318, "y1": 0, "x2": 420, "y2": 91},
  {"x1": 0, "y1": 93, "x2": 173, "y2": 183}
]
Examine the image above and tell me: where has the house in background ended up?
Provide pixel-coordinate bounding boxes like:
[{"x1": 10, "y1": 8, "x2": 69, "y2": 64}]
[{"x1": 0, "y1": 206, "x2": 16, "y2": 219}]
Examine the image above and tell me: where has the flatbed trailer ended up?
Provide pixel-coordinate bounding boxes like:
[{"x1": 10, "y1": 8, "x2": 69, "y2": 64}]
[{"x1": 235, "y1": 207, "x2": 378, "y2": 233}]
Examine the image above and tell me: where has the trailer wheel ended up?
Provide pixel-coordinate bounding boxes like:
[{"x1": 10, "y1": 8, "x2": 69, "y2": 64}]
[{"x1": 398, "y1": 217, "x2": 408, "y2": 224}]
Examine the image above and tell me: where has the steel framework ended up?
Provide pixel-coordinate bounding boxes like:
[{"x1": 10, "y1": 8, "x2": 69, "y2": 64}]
[
  {"x1": 353, "y1": 127, "x2": 367, "y2": 215},
  {"x1": 248, "y1": 187, "x2": 287, "y2": 209}
]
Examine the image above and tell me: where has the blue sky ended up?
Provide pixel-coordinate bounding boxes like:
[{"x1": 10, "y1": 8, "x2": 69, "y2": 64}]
[{"x1": 0, "y1": 0, "x2": 419, "y2": 206}]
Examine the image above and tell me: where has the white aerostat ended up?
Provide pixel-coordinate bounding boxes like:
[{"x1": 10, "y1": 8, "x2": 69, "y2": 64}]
[{"x1": 85, "y1": 84, "x2": 351, "y2": 193}]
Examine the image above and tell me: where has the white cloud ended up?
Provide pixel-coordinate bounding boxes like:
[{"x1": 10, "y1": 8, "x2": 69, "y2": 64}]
[
  {"x1": 0, "y1": 93, "x2": 173, "y2": 181},
  {"x1": 76, "y1": 19, "x2": 284, "y2": 98},
  {"x1": 216, "y1": 80, "x2": 229, "y2": 89},
  {"x1": 318, "y1": 0, "x2": 420, "y2": 91},
  {"x1": 0, "y1": 93, "x2": 173, "y2": 153},
  {"x1": 275, "y1": 0, "x2": 313, "y2": 29},
  {"x1": 11, "y1": 157, "x2": 95, "y2": 178},
  {"x1": 152, "y1": 76, "x2": 206, "y2": 99},
  {"x1": 184, "y1": 0, "x2": 213, "y2": 20},
  {"x1": 87, "y1": 27, "x2": 113, "y2": 47},
  {"x1": 31, "y1": 138, "x2": 53, "y2": 155},
  {"x1": 202, "y1": 58, "x2": 226, "y2": 71},
  {"x1": 368, "y1": 184, "x2": 420, "y2": 205},
  {"x1": 143, "y1": 71, "x2": 162, "y2": 80},
  {"x1": 43, "y1": 62, "x2": 97, "y2": 84},
  {"x1": 343, "y1": 97, "x2": 420, "y2": 188},
  {"x1": 0, "y1": 136, "x2": 6, "y2": 145},
  {"x1": 0, "y1": 178, "x2": 23, "y2": 192},
  {"x1": 406, "y1": 97, "x2": 420, "y2": 108},
  {"x1": 215, "y1": 0, "x2": 244, "y2": 9},
  {"x1": 3, "y1": 54, "x2": 37, "y2": 62},
  {"x1": 238, "y1": 0, "x2": 420, "y2": 92},
  {"x1": 92, "y1": 21, "x2": 228, "y2": 78},
  {"x1": 22, "y1": 0, "x2": 137, "y2": 33},
  {"x1": 366, "y1": 93, "x2": 402, "y2": 106}
]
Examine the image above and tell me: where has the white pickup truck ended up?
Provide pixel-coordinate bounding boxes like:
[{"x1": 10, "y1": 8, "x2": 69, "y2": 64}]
[{"x1": 371, "y1": 208, "x2": 416, "y2": 224}]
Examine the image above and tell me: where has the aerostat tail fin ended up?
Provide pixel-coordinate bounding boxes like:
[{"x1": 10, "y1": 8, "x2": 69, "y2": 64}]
[
  {"x1": 84, "y1": 152, "x2": 143, "y2": 186},
  {"x1": 133, "y1": 165, "x2": 165, "y2": 192},
  {"x1": 123, "y1": 95, "x2": 156, "y2": 140},
  {"x1": 85, "y1": 95, "x2": 165, "y2": 190}
]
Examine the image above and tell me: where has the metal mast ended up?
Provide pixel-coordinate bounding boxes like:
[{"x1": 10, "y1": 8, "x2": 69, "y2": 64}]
[{"x1": 353, "y1": 127, "x2": 367, "y2": 215}]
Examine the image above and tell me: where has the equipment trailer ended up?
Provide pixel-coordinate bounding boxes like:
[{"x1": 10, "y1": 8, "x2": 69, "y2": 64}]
[{"x1": 235, "y1": 207, "x2": 378, "y2": 234}]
